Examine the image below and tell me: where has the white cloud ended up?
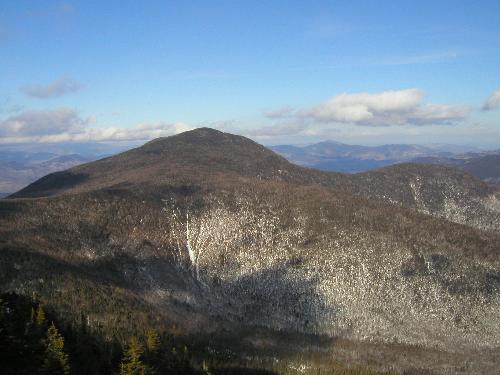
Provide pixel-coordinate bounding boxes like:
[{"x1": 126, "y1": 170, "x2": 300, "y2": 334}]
[
  {"x1": 408, "y1": 104, "x2": 469, "y2": 125},
  {"x1": 71, "y1": 122, "x2": 193, "y2": 143},
  {"x1": 0, "y1": 108, "x2": 87, "y2": 137},
  {"x1": 307, "y1": 89, "x2": 423, "y2": 123},
  {"x1": 22, "y1": 77, "x2": 83, "y2": 99},
  {"x1": 483, "y1": 89, "x2": 500, "y2": 110},
  {"x1": 266, "y1": 89, "x2": 469, "y2": 127},
  {"x1": 0, "y1": 108, "x2": 192, "y2": 144},
  {"x1": 248, "y1": 120, "x2": 500, "y2": 146}
]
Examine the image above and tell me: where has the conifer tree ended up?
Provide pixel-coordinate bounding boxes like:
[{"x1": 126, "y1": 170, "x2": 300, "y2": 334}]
[
  {"x1": 120, "y1": 336, "x2": 148, "y2": 375},
  {"x1": 146, "y1": 329, "x2": 160, "y2": 354},
  {"x1": 145, "y1": 329, "x2": 161, "y2": 372},
  {"x1": 35, "y1": 304, "x2": 46, "y2": 327},
  {"x1": 43, "y1": 322, "x2": 70, "y2": 375}
]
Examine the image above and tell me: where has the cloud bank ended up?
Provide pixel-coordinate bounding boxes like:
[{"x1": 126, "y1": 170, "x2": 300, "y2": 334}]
[
  {"x1": 22, "y1": 77, "x2": 83, "y2": 99},
  {"x1": 0, "y1": 108, "x2": 191, "y2": 144},
  {"x1": 483, "y1": 89, "x2": 500, "y2": 110},
  {"x1": 266, "y1": 89, "x2": 469, "y2": 127},
  {"x1": 1, "y1": 108, "x2": 87, "y2": 137}
]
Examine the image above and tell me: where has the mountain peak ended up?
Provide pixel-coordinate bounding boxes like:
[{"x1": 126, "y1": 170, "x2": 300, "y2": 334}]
[
  {"x1": 143, "y1": 127, "x2": 253, "y2": 149},
  {"x1": 148, "y1": 127, "x2": 222, "y2": 142},
  {"x1": 9, "y1": 128, "x2": 303, "y2": 198},
  {"x1": 137, "y1": 127, "x2": 282, "y2": 165}
]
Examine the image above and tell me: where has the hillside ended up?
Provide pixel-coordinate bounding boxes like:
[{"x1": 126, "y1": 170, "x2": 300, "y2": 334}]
[
  {"x1": 462, "y1": 154, "x2": 500, "y2": 186},
  {"x1": 1, "y1": 128, "x2": 500, "y2": 374},
  {"x1": 413, "y1": 151, "x2": 500, "y2": 188}
]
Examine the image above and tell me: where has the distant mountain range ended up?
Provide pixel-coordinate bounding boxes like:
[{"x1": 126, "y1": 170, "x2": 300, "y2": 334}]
[
  {"x1": 0, "y1": 153, "x2": 93, "y2": 197},
  {"x1": 270, "y1": 141, "x2": 468, "y2": 172},
  {"x1": 271, "y1": 141, "x2": 500, "y2": 187},
  {"x1": 0, "y1": 141, "x2": 139, "y2": 197}
]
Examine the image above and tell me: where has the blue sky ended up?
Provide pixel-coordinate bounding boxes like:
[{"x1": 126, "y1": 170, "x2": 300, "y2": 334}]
[{"x1": 1, "y1": 0, "x2": 499, "y2": 146}]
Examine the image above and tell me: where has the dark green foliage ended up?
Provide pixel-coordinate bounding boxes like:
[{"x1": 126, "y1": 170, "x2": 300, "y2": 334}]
[
  {"x1": 120, "y1": 336, "x2": 148, "y2": 375},
  {"x1": 0, "y1": 292, "x2": 202, "y2": 375},
  {"x1": 146, "y1": 329, "x2": 160, "y2": 354},
  {"x1": 0, "y1": 292, "x2": 117, "y2": 374},
  {"x1": 43, "y1": 323, "x2": 70, "y2": 375},
  {"x1": 0, "y1": 293, "x2": 45, "y2": 374},
  {"x1": 36, "y1": 304, "x2": 46, "y2": 327},
  {"x1": 144, "y1": 329, "x2": 161, "y2": 374},
  {"x1": 0, "y1": 291, "x2": 427, "y2": 375}
]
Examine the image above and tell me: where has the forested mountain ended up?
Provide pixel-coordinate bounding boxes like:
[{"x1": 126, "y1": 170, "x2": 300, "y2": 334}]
[
  {"x1": 1, "y1": 128, "x2": 499, "y2": 374},
  {"x1": 414, "y1": 152, "x2": 500, "y2": 188}
]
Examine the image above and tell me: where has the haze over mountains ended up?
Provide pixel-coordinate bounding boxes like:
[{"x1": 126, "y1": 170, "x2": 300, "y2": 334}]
[
  {"x1": 271, "y1": 141, "x2": 500, "y2": 190},
  {"x1": 270, "y1": 141, "x2": 457, "y2": 172},
  {"x1": 0, "y1": 142, "x2": 140, "y2": 197},
  {"x1": 0, "y1": 153, "x2": 92, "y2": 197},
  {"x1": 1, "y1": 128, "x2": 499, "y2": 374},
  {"x1": 271, "y1": 141, "x2": 500, "y2": 177}
]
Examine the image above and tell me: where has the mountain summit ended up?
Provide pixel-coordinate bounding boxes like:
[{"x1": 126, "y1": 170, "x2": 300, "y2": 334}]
[
  {"x1": 138, "y1": 127, "x2": 301, "y2": 176},
  {"x1": 9, "y1": 128, "x2": 310, "y2": 198}
]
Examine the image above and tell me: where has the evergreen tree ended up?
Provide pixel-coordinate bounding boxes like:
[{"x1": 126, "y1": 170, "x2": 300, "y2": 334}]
[
  {"x1": 43, "y1": 322, "x2": 70, "y2": 375},
  {"x1": 145, "y1": 329, "x2": 161, "y2": 373},
  {"x1": 146, "y1": 329, "x2": 160, "y2": 354},
  {"x1": 35, "y1": 304, "x2": 46, "y2": 327},
  {"x1": 120, "y1": 336, "x2": 148, "y2": 375}
]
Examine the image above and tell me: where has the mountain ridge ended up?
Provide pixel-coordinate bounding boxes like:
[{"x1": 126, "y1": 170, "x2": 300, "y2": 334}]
[
  {"x1": 1, "y1": 128, "x2": 500, "y2": 374},
  {"x1": 9, "y1": 128, "x2": 498, "y2": 233},
  {"x1": 414, "y1": 152, "x2": 500, "y2": 188}
]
